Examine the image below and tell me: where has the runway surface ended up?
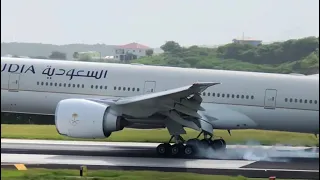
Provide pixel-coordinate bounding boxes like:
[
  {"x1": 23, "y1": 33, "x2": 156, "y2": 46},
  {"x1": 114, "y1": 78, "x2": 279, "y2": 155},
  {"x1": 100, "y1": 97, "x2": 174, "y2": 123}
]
[{"x1": 1, "y1": 139, "x2": 319, "y2": 179}]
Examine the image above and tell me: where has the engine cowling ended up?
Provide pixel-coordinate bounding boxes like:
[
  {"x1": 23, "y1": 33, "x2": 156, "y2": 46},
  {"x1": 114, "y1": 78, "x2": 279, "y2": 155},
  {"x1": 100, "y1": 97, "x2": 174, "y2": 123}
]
[{"x1": 55, "y1": 98, "x2": 126, "y2": 138}]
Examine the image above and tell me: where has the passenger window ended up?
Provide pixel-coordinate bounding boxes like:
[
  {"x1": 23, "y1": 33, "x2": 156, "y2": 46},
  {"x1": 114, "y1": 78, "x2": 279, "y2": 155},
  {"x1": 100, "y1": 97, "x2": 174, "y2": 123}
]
[
  {"x1": 309, "y1": 100, "x2": 312, "y2": 104},
  {"x1": 137, "y1": 88, "x2": 140, "y2": 92},
  {"x1": 315, "y1": 100, "x2": 318, "y2": 104},
  {"x1": 232, "y1": 94, "x2": 235, "y2": 98},
  {"x1": 227, "y1": 94, "x2": 230, "y2": 98},
  {"x1": 95, "y1": 85, "x2": 98, "y2": 89},
  {"x1": 68, "y1": 84, "x2": 71, "y2": 87},
  {"x1": 118, "y1": 87, "x2": 121, "y2": 90},
  {"x1": 37, "y1": 82, "x2": 39, "y2": 85},
  {"x1": 50, "y1": 82, "x2": 53, "y2": 86},
  {"x1": 285, "y1": 98, "x2": 288, "y2": 102},
  {"x1": 104, "y1": 86, "x2": 107, "y2": 89},
  {"x1": 217, "y1": 93, "x2": 220, "y2": 97},
  {"x1": 203, "y1": 92, "x2": 206, "y2": 96},
  {"x1": 222, "y1": 94, "x2": 225, "y2": 98},
  {"x1": 59, "y1": 83, "x2": 62, "y2": 87},
  {"x1": 246, "y1": 95, "x2": 249, "y2": 99},
  {"x1": 236, "y1": 95, "x2": 239, "y2": 99},
  {"x1": 208, "y1": 92, "x2": 211, "y2": 96},
  {"x1": 305, "y1": 99, "x2": 308, "y2": 103},
  {"x1": 77, "y1": 84, "x2": 80, "y2": 88},
  {"x1": 82, "y1": 84, "x2": 85, "y2": 88},
  {"x1": 299, "y1": 99, "x2": 302, "y2": 103},
  {"x1": 212, "y1": 93, "x2": 215, "y2": 97},
  {"x1": 123, "y1": 87, "x2": 126, "y2": 91},
  {"x1": 100, "y1": 85, "x2": 103, "y2": 89},
  {"x1": 128, "y1": 87, "x2": 130, "y2": 91},
  {"x1": 41, "y1": 82, "x2": 44, "y2": 85},
  {"x1": 55, "y1": 83, "x2": 57, "y2": 86},
  {"x1": 289, "y1": 98, "x2": 293, "y2": 102},
  {"x1": 251, "y1": 95, "x2": 254, "y2": 99},
  {"x1": 114, "y1": 86, "x2": 116, "y2": 90},
  {"x1": 241, "y1": 95, "x2": 244, "y2": 99}
]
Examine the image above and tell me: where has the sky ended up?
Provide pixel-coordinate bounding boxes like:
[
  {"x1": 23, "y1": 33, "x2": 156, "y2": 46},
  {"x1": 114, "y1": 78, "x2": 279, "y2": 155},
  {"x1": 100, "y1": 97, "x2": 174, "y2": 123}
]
[{"x1": 1, "y1": 0, "x2": 319, "y2": 47}]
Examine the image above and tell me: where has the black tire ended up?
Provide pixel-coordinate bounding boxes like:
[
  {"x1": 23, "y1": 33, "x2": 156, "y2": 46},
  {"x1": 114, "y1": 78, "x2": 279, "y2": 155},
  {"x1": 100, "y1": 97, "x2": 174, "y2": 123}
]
[
  {"x1": 156, "y1": 143, "x2": 171, "y2": 156},
  {"x1": 186, "y1": 139, "x2": 200, "y2": 153},
  {"x1": 171, "y1": 143, "x2": 184, "y2": 157},
  {"x1": 211, "y1": 139, "x2": 226, "y2": 151},
  {"x1": 184, "y1": 145, "x2": 195, "y2": 157},
  {"x1": 200, "y1": 139, "x2": 211, "y2": 148}
]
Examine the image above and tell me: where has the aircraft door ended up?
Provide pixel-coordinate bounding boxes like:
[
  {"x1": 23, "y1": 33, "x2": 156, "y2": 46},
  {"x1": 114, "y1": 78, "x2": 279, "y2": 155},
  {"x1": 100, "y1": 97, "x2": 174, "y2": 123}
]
[
  {"x1": 264, "y1": 89, "x2": 277, "y2": 109},
  {"x1": 8, "y1": 73, "x2": 21, "y2": 92},
  {"x1": 144, "y1": 81, "x2": 156, "y2": 94}
]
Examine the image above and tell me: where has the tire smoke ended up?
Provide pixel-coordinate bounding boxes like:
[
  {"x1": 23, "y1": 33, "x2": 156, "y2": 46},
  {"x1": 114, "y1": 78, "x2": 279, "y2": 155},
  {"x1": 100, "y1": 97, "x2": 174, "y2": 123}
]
[{"x1": 195, "y1": 140, "x2": 319, "y2": 162}]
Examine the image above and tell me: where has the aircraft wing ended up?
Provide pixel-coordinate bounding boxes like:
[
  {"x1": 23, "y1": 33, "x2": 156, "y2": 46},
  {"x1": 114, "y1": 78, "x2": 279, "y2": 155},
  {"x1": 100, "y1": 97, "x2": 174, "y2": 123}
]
[
  {"x1": 88, "y1": 82, "x2": 220, "y2": 131},
  {"x1": 114, "y1": 82, "x2": 220, "y2": 105}
]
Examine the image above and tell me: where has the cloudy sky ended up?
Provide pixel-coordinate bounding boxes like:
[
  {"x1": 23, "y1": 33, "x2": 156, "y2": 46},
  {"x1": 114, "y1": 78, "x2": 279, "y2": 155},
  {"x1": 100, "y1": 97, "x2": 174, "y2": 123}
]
[{"x1": 1, "y1": 0, "x2": 319, "y2": 47}]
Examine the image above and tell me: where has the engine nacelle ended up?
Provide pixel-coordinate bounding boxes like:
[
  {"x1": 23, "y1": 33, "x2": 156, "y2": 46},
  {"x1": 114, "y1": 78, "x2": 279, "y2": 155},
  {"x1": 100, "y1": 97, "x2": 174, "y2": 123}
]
[{"x1": 55, "y1": 98, "x2": 126, "y2": 138}]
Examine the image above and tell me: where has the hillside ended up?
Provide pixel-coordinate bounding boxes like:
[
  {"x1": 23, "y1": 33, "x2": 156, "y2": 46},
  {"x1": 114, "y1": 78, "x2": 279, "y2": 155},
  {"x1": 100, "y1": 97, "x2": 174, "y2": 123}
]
[
  {"x1": 1, "y1": 36, "x2": 319, "y2": 74},
  {"x1": 132, "y1": 37, "x2": 319, "y2": 75},
  {"x1": 1, "y1": 43, "x2": 116, "y2": 59},
  {"x1": 1, "y1": 43, "x2": 164, "y2": 59}
]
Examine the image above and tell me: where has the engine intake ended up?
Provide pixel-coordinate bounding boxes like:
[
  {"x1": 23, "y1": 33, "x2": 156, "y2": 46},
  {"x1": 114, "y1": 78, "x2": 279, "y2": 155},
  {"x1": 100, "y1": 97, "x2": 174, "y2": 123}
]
[{"x1": 55, "y1": 98, "x2": 126, "y2": 138}]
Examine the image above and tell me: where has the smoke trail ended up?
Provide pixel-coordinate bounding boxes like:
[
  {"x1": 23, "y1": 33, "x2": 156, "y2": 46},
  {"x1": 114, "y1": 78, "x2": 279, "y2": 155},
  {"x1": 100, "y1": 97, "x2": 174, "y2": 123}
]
[{"x1": 195, "y1": 140, "x2": 319, "y2": 162}]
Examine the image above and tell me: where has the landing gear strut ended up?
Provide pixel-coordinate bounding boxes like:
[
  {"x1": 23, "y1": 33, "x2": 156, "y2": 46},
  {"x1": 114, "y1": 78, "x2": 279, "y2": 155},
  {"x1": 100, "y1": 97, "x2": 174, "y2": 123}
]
[{"x1": 156, "y1": 131, "x2": 227, "y2": 158}]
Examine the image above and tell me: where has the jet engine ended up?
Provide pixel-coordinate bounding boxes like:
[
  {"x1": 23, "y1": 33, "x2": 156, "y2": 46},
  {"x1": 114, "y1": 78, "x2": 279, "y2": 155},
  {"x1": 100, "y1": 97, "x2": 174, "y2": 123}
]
[{"x1": 55, "y1": 98, "x2": 127, "y2": 138}]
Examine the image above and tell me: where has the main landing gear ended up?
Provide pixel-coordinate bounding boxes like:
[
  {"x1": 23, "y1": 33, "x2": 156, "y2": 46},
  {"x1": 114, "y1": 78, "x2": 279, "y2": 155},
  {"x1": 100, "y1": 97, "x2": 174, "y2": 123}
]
[{"x1": 156, "y1": 131, "x2": 227, "y2": 158}]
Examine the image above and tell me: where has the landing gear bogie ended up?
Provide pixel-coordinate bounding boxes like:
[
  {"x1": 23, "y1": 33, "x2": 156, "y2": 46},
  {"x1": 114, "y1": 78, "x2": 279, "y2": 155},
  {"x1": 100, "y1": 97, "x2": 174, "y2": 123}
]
[
  {"x1": 156, "y1": 132, "x2": 227, "y2": 158},
  {"x1": 156, "y1": 143, "x2": 195, "y2": 158}
]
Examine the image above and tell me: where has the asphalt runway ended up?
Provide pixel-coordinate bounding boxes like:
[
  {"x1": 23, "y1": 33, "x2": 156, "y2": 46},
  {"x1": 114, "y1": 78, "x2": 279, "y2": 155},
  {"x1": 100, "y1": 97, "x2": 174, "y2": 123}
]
[{"x1": 1, "y1": 139, "x2": 319, "y2": 179}]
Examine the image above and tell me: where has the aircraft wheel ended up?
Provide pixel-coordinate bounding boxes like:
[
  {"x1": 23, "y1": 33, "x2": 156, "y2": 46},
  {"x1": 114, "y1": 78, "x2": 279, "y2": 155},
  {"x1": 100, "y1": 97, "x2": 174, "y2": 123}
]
[
  {"x1": 200, "y1": 139, "x2": 211, "y2": 148},
  {"x1": 156, "y1": 143, "x2": 171, "y2": 156},
  {"x1": 171, "y1": 143, "x2": 184, "y2": 157},
  {"x1": 211, "y1": 139, "x2": 226, "y2": 151},
  {"x1": 183, "y1": 145, "x2": 195, "y2": 157}
]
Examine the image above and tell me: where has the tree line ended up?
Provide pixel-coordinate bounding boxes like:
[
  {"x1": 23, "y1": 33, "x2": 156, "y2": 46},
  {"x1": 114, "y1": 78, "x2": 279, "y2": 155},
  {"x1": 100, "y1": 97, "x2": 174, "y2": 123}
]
[{"x1": 132, "y1": 36, "x2": 319, "y2": 75}]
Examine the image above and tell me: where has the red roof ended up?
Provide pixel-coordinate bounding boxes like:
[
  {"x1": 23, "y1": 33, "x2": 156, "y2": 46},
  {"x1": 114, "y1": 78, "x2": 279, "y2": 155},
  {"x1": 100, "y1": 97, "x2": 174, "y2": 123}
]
[{"x1": 118, "y1": 42, "x2": 150, "y2": 49}]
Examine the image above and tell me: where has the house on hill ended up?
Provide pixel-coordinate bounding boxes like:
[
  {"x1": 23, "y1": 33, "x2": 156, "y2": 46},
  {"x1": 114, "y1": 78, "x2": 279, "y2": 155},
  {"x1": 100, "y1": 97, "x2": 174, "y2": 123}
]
[
  {"x1": 232, "y1": 37, "x2": 262, "y2": 46},
  {"x1": 114, "y1": 42, "x2": 152, "y2": 62}
]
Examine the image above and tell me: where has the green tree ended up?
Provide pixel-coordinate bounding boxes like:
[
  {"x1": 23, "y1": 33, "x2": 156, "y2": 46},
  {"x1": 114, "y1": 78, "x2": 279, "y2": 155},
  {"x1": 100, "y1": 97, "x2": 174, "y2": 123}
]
[
  {"x1": 48, "y1": 51, "x2": 67, "y2": 60},
  {"x1": 161, "y1": 41, "x2": 182, "y2": 54},
  {"x1": 73, "y1": 52, "x2": 79, "y2": 59},
  {"x1": 146, "y1": 49, "x2": 154, "y2": 56},
  {"x1": 78, "y1": 53, "x2": 92, "y2": 61}
]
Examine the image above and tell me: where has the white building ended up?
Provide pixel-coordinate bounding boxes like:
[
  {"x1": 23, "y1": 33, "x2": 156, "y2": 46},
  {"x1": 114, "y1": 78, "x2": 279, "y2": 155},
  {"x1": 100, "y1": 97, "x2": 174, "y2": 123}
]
[
  {"x1": 232, "y1": 37, "x2": 262, "y2": 46},
  {"x1": 113, "y1": 42, "x2": 152, "y2": 61}
]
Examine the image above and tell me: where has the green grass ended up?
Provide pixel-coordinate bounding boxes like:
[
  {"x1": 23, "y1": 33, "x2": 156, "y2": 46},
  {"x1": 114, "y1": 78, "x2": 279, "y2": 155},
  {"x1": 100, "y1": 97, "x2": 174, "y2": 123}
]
[
  {"x1": 1, "y1": 168, "x2": 282, "y2": 180},
  {"x1": 1, "y1": 124, "x2": 318, "y2": 146}
]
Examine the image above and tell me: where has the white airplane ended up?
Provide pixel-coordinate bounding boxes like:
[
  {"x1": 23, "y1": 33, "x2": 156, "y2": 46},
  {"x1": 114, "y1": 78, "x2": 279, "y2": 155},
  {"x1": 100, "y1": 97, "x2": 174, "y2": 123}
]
[{"x1": 1, "y1": 57, "x2": 319, "y2": 157}]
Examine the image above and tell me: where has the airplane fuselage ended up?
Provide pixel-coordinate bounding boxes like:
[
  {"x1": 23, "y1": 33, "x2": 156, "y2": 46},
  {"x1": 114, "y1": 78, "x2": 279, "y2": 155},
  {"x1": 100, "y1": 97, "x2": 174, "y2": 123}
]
[{"x1": 1, "y1": 58, "x2": 319, "y2": 134}]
